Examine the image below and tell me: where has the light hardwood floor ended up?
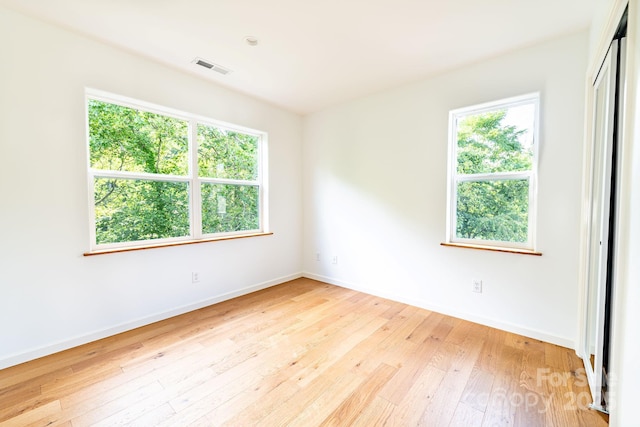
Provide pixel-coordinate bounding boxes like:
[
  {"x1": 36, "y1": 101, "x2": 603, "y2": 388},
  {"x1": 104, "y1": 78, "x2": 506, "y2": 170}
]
[{"x1": 0, "y1": 278, "x2": 608, "y2": 426}]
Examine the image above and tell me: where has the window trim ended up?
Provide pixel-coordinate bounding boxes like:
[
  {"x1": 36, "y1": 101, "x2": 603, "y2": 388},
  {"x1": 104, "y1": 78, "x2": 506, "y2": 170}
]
[
  {"x1": 445, "y1": 93, "x2": 540, "y2": 251},
  {"x1": 85, "y1": 89, "x2": 268, "y2": 253}
]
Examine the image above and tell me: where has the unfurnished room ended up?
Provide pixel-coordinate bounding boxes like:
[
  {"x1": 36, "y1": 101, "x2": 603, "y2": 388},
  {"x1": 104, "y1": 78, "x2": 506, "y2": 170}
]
[{"x1": 0, "y1": 0, "x2": 639, "y2": 426}]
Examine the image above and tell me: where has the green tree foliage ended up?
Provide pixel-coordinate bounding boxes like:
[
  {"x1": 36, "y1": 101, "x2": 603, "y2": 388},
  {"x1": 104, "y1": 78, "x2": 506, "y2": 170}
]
[
  {"x1": 88, "y1": 100, "x2": 260, "y2": 245},
  {"x1": 201, "y1": 184, "x2": 259, "y2": 234},
  {"x1": 89, "y1": 100, "x2": 189, "y2": 175},
  {"x1": 198, "y1": 124, "x2": 258, "y2": 180},
  {"x1": 93, "y1": 179, "x2": 190, "y2": 244},
  {"x1": 455, "y1": 110, "x2": 533, "y2": 243},
  {"x1": 198, "y1": 125, "x2": 260, "y2": 234},
  {"x1": 456, "y1": 110, "x2": 531, "y2": 174},
  {"x1": 456, "y1": 180, "x2": 529, "y2": 242}
]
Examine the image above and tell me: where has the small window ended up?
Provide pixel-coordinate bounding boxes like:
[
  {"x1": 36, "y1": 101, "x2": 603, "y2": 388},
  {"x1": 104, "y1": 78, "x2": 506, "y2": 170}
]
[
  {"x1": 86, "y1": 90, "x2": 266, "y2": 251},
  {"x1": 446, "y1": 93, "x2": 539, "y2": 250}
]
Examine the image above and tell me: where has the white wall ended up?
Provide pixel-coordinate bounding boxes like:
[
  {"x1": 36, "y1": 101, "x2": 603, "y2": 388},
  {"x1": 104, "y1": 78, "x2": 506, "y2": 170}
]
[
  {"x1": 303, "y1": 32, "x2": 589, "y2": 347},
  {"x1": 589, "y1": 0, "x2": 620, "y2": 61},
  {"x1": 0, "y1": 7, "x2": 303, "y2": 369}
]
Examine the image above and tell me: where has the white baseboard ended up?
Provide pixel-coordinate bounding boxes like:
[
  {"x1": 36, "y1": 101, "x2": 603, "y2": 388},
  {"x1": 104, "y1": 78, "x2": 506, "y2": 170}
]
[
  {"x1": 0, "y1": 272, "x2": 302, "y2": 370},
  {"x1": 303, "y1": 272, "x2": 575, "y2": 349},
  {"x1": 1, "y1": 271, "x2": 574, "y2": 370}
]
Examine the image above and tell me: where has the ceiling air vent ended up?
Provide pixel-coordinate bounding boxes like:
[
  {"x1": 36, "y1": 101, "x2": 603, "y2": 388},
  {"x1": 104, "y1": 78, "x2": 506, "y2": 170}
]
[{"x1": 192, "y1": 57, "x2": 232, "y2": 75}]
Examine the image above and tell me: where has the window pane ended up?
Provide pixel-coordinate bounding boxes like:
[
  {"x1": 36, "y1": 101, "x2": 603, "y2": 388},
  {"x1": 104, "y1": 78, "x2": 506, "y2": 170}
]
[
  {"x1": 201, "y1": 183, "x2": 259, "y2": 234},
  {"x1": 88, "y1": 100, "x2": 189, "y2": 175},
  {"x1": 198, "y1": 124, "x2": 258, "y2": 180},
  {"x1": 94, "y1": 178, "x2": 189, "y2": 244},
  {"x1": 456, "y1": 103, "x2": 535, "y2": 175},
  {"x1": 456, "y1": 179, "x2": 529, "y2": 243}
]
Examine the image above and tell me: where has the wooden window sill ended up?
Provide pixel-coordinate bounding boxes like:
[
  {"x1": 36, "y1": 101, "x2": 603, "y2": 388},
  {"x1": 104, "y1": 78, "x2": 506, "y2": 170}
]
[
  {"x1": 440, "y1": 242, "x2": 542, "y2": 256},
  {"x1": 84, "y1": 232, "x2": 273, "y2": 256}
]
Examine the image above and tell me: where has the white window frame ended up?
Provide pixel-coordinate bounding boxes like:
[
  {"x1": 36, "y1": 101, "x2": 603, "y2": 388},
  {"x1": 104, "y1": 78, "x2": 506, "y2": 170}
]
[
  {"x1": 85, "y1": 89, "x2": 268, "y2": 252},
  {"x1": 446, "y1": 93, "x2": 540, "y2": 251}
]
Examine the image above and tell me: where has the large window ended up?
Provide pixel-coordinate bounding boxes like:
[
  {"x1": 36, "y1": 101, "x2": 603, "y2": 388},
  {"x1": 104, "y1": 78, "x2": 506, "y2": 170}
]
[
  {"x1": 86, "y1": 90, "x2": 266, "y2": 251},
  {"x1": 446, "y1": 93, "x2": 539, "y2": 250}
]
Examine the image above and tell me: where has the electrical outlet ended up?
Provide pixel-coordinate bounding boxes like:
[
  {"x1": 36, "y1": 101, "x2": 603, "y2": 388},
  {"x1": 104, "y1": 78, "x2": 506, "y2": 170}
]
[
  {"x1": 473, "y1": 279, "x2": 482, "y2": 293},
  {"x1": 332, "y1": 256, "x2": 338, "y2": 265},
  {"x1": 192, "y1": 271, "x2": 200, "y2": 283},
  {"x1": 316, "y1": 252, "x2": 320, "y2": 262}
]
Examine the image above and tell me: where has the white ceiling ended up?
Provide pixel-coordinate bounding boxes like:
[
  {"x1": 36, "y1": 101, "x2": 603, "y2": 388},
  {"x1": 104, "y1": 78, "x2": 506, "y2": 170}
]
[{"x1": 2, "y1": 0, "x2": 596, "y2": 114}]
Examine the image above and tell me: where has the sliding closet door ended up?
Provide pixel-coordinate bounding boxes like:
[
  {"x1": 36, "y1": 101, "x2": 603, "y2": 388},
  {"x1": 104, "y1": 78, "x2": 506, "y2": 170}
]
[{"x1": 583, "y1": 38, "x2": 620, "y2": 413}]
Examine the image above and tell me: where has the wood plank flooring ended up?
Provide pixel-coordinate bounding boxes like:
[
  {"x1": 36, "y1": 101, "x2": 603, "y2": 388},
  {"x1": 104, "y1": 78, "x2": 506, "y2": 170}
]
[{"x1": 0, "y1": 278, "x2": 609, "y2": 426}]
